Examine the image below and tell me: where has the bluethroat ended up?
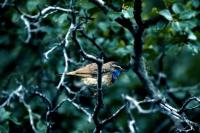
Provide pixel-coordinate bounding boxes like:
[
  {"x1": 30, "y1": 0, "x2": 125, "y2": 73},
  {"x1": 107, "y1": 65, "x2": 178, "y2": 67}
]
[{"x1": 66, "y1": 61, "x2": 124, "y2": 86}]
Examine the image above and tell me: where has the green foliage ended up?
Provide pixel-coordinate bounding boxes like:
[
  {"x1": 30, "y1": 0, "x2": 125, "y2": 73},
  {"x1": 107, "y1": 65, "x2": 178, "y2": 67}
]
[{"x1": 159, "y1": 9, "x2": 173, "y2": 21}]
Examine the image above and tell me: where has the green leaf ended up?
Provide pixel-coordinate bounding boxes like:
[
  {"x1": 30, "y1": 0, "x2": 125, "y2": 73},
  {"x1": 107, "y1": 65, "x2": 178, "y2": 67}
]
[
  {"x1": 180, "y1": 10, "x2": 197, "y2": 20},
  {"x1": 0, "y1": 108, "x2": 11, "y2": 122},
  {"x1": 122, "y1": 9, "x2": 130, "y2": 18},
  {"x1": 78, "y1": 0, "x2": 95, "y2": 9},
  {"x1": 159, "y1": 9, "x2": 173, "y2": 21},
  {"x1": 192, "y1": 0, "x2": 200, "y2": 8},
  {"x1": 121, "y1": 8, "x2": 133, "y2": 19},
  {"x1": 172, "y1": 3, "x2": 184, "y2": 14},
  {"x1": 36, "y1": 120, "x2": 46, "y2": 132},
  {"x1": 187, "y1": 43, "x2": 199, "y2": 55},
  {"x1": 179, "y1": 19, "x2": 198, "y2": 30},
  {"x1": 154, "y1": 21, "x2": 167, "y2": 30},
  {"x1": 0, "y1": 123, "x2": 9, "y2": 133},
  {"x1": 57, "y1": 14, "x2": 68, "y2": 26},
  {"x1": 108, "y1": 12, "x2": 121, "y2": 21},
  {"x1": 188, "y1": 31, "x2": 197, "y2": 40},
  {"x1": 171, "y1": 21, "x2": 181, "y2": 32},
  {"x1": 98, "y1": 22, "x2": 109, "y2": 32},
  {"x1": 114, "y1": 45, "x2": 133, "y2": 57}
]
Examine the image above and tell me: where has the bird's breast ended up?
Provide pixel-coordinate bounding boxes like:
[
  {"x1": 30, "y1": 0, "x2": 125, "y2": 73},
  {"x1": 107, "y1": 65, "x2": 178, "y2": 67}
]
[{"x1": 81, "y1": 74, "x2": 112, "y2": 86}]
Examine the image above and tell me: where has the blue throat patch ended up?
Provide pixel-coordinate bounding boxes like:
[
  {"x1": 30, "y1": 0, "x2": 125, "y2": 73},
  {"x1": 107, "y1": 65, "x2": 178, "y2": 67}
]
[{"x1": 112, "y1": 69, "x2": 121, "y2": 83}]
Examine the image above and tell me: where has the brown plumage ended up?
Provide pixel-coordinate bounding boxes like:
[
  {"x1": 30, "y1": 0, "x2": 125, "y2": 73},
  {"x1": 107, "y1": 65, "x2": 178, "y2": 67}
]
[{"x1": 66, "y1": 61, "x2": 123, "y2": 86}]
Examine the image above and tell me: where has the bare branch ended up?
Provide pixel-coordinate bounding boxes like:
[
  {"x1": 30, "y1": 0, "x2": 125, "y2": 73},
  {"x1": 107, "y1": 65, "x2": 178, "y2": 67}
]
[
  {"x1": 124, "y1": 95, "x2": 157, "y2": 114},
  {"x1": 0, "y1": 85, "x2": 39, "y2": 132},
  {"x1": 22, "y1": 101, "x2": 38, "y2": 133},
  {"x1": 178, "y1": 97, "x2": 200, "y2": 113},
  {"x1": 62, "y1": 85, "x2": 88, "y2": 101},
  {"x1": 168, "y1": 83, "x2": 200, "y2": 93},
  {"x1": 89, "y1": 0, "x2": 109, "y2": 14},
  {"x1": 22, "y1": 6, "x2": 76, "y2": 21},
  {"x1": 0, "y1": 85, "x2": 23, "y2": 108},
  {"x1": 20, "y1": 15, "x2": 33, "y2": 43},
  {"x1": 31, "y1": 91, "x2": 52, "y2": 110},
  {"x1": 70, "y1": 11, "x2": 105, "y2": 133},
  {"x1": 92, "y1": 62, "x2": 103, "y2": 133},
  {"x1": 129, "y1": 0, "x2": 161, "y2": 98},
  {"x1": 57, "y1": 48, "x2": 69, "y2": 89},
  {"x1": 72, "y1": 28, "x2": 103, "y2": 64},
  {"x1": 115, "y1": 16, "x2": 136, "y2": 35},
  {"x1": 43, "y1": 45, "x2": 59, "y2": 60},
  {"x1": 19, "y1": 6, "x2": 76, "y2": 43},
  {"x1": 43, "y1": 25, "x2": 72, "y2": 60},
  {"x1": 101, "y1": 104, "x2": 126, "y2": 126},
  {"x1": 66, "y1": 98, "x2": 92, "y2": 122},
  {"x1": 159, "y1": 101, "x2": 199, "y2": 132},
  {"x1": 79, "y1": 30, "x2": 103, "y2": 55},
  {"x1": 129, "y1": 119, "x2": 137, "y2": 133},
  {"x1": 1, "y1": 0, "x2": 9, "y2": 8}
]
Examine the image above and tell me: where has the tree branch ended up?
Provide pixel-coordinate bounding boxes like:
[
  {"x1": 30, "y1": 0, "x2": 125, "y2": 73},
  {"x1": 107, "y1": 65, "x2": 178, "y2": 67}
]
[
  {"x1": 115, "y1": 16, "x2": 135, "y2": 35},
  {"x1": 178, "y1": 97, "x2": 200, "y2": 113},
  {"x1": 101, "y1": 104, "x2": 126, "y2": 126},
  {"x1": 19, "y1": 6, "x2": 77, "y2": 43},
  {"x1": 132, "y1": 0, "x2": 161, "y2": 98},
  {"x1": 70, "y1": 10, "x2": 104, "y2": 133},
  {"x1": 89, "y1": 0, "x2": 109, "y2": 14}
]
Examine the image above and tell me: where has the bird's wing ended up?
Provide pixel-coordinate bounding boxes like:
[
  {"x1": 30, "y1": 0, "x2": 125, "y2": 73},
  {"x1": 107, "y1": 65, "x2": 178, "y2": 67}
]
[
  {"x1": 66, "y1": 61, "x2": 115, "y2": 77},
  {"x1": 102, "y1": 61, "x2": 114, "y2": 72},
  {"x1": 66, "y1": 63, "x2": 97, "y2": 77}
]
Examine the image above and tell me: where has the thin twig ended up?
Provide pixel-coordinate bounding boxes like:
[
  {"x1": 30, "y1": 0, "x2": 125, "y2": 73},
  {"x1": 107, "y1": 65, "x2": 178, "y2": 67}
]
[
  {"x1": 178, "y1": 97, "x2": 200, "y2": 113},
  {"x1": 0, "y1": 85, "x2": 23, "y2": 108},
  {"x1": 101, "y1": 104, "x2": 126, "y2": 126},
  {"x1": 79, "y1": 30, "x2": 103, "y2": 54},
  {"x1": 31, "y1": 91, "x2": 52, "y2": 110},
  {"x1": 1, "y1": 0, "x2": 9, "y2": 8},
  {"x1": 66, "y1": 98, "x2": 92, "y2": 122},
  {"x1": 71, "y1": 10, "x2": 104, "y2": 133},
  {"x1": 57, "y1": 48, "x2": 69, "y2": 89},
  {"x1": 124, "y1": 95, "x2": 157, "y2": 114},
  {"x1": 89, "y1": 0, "x2": 109, "y2": 14},
  {"x1": 19, "y1": 6, "x2": 76, "y2": 43}
]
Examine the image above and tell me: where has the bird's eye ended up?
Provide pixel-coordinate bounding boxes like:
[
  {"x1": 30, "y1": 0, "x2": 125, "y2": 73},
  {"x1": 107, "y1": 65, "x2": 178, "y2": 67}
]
[{"x1": 111, "y1": 69, "x2": 121, "y2": 83}]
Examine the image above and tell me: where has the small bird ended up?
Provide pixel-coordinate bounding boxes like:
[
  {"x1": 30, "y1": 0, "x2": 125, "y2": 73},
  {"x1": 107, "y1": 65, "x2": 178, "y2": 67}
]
[{"x1": 66, "y1": 61, "x2": 124, "y2": 86}]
